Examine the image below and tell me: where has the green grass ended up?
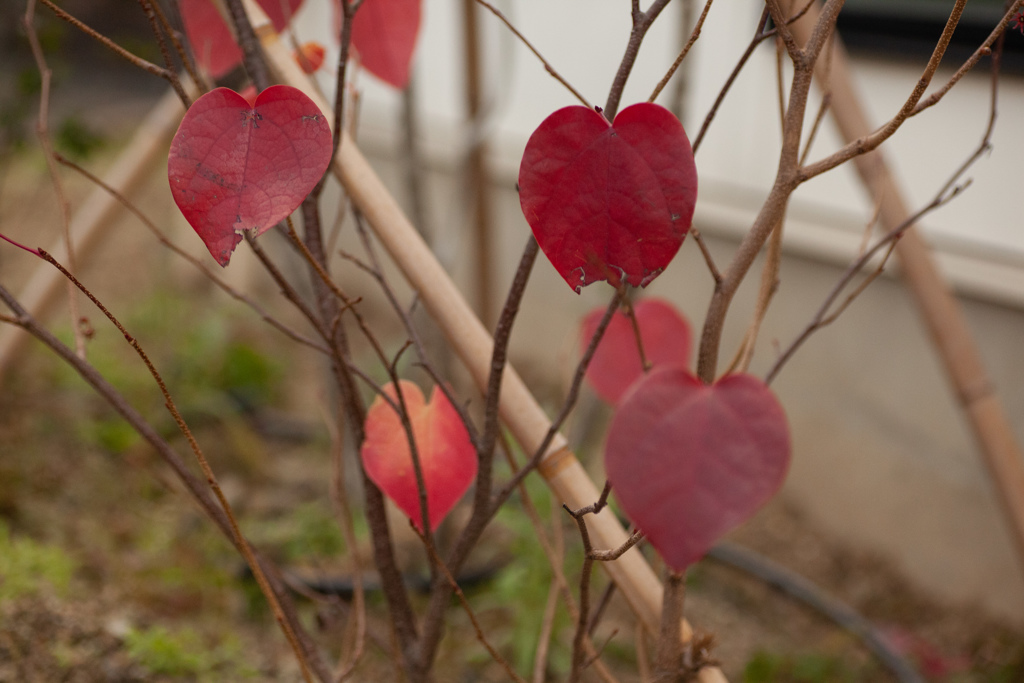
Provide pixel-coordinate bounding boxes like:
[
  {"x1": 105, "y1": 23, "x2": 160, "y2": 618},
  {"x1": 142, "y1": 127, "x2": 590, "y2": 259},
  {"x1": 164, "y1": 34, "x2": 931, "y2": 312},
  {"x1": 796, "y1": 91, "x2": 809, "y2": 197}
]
[{"x1": 0, "y1": 520, "x2": 76, "y2": 603}]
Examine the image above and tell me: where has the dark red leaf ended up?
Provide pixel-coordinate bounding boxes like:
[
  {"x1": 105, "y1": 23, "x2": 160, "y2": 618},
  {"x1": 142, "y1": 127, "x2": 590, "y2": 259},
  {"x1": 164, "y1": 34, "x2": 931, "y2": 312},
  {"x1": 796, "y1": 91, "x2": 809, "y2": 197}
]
[
  {"x1": 581, "y1": 298, "x2": 692, "y2": 404},
  {"x1": 604, "y1": 368, "x2": 790, "y2": 572},
  {"x1": 361, "y1": 381, "x2": 477, "y2": 532},
  {"x1": 519, "y1": 103, "x2": 697, "y2": 292},
  {"x1": 334, "y1": 0, "x2": 421, "y2": 89},
  {"x1": 167, "y1": 86, "x2": 331, "y2": 265},
  {"x1": 181, "y1": 0, "x2": 304, "y2": 78}
]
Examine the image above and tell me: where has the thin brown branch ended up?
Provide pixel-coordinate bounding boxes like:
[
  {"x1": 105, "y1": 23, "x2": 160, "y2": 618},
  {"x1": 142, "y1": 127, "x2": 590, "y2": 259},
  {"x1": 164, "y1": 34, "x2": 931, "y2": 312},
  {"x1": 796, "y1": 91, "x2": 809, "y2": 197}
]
[
  {"x1": 729, "y1": 215, "x2": 784, "y2": 375},
  {"x1": 798, "y1": 34, "x2": 834, "y2": 165},
  {"x1": 284, "y1": 217, "x2": 358, "y2": 309},
  {"x1": 479, "y1": 237, "x2": 540, "y2": 488},
  {"x1": 135, "y1": 0, "x2": 191, "y2": 107},
  {"x1": 349, "y1": 213, "x2": 481, "y2": 448},
  {"x1": 24, "y1": 0, "x2": 84, "y2": 360},
  {"x1": 590, "y1": 529, "x2": 646, "y2": 562},
  {"x1": 473, "y1": 0, "x2": 591, "y2": 108},
  {"x1": 648, "y1": 0, "x2": 715, "y2": 104},
  {"x1": 419, "y1": 530, "x2": 529, "y2": 683},
  {"x1": 322, "y1": 405, "x2": 367, "y2": 681},
  {"x1": 910, "y1": 0, "x2": 1023, "y2": 116},
  {"x1": 223, "y1": 0, "x2": 272, "y2": 90},
  {"x1": 798, "y1": 0, "x2": 978, "y2": 182},
  {"x1": 564, "y1": 504, "x2": 598, "y2": 683},
  {"x1": 689, "y1": 227, "x2": 722, "y2": 284},
  {"x1": 775, "y1": 36, "x2": 788, "y2": 130},
  {"x1": 35, "y1": 0, "x2": 188, "y2": 106},
  {"x1": 493, "y1": 291, "x2": 622, "y2": 506},
  {"x1": 139, "y1": 0, "x2": 207, "y2": 93},
  {"x1": 765, "y1": 0, "x2": 802, "y2": 61},
  {"x1": 586, "y1": 582, "x2": 617, "y2": 637},
  {"x1": 605, "y1": 0, "x2": 675, "y2": 119},
  {"x1": 620, "y1": 295, "x2": 651, "y2": 371},
  {"x1": 532, "y1": 579, "x2": 561, "y2": 683},
  {"x1": 766, "y1": 181, "x2": 971, "y2": 385},
  {"x1": 692, "y1": 8, "x2": 770, "y2": 152},
  {"x1": 695, "y1": 0, "x2": 845, "y2": 383},
  {"x1": 243, "y1": 233, "x2": 331, "y2": 342},
  {"x1": 326, "y1": 0, "x2": 359, "y2": 177}
]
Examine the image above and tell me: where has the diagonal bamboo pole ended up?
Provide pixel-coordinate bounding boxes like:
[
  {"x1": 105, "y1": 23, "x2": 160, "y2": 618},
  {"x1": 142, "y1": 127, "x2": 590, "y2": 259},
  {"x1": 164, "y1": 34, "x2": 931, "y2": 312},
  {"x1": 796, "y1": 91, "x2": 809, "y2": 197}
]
[
  {"x1": 246, "y1": 2, "x2": 727, "y2": 680},
  {"x1": 0, "y1": 88, "x2": 185, "y2": 384},
  {"x1": 788, "y1": 2, "x2": 1024, "y2": 573}
]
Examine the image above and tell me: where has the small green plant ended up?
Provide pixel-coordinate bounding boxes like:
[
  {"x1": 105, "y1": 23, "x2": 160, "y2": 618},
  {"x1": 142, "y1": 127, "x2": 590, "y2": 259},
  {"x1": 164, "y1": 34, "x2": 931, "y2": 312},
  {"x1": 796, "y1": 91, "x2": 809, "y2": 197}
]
[
  {"x1": 124, "y1": 624, "x2": 257, "y2": 679},
  {"x1": 54, "y1": 116, "x2": 105, "y2": 161},
  {"x1": 0, "y1": 520, "x2": 76, "y2": 603},
  {"x1": 743, "y1": 649, "x2": 862, "y2": 683}
]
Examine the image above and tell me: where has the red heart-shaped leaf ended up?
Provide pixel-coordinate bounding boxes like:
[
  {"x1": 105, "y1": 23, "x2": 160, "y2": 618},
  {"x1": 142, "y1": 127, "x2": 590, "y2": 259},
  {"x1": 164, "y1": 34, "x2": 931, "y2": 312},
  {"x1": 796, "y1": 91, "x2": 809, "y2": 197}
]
[
  {"x1": 581, "y1": 297, "x2": 692, "y2": 404},
  {"x1": 361, "y1": 381, "x2": 477, "y2": 532},
  {"x1": 168, "y1": 85, "x2": 331, "y2": 265},
  {"x1": 181, "y1": 0, "x2": 305, "y2": 78},
  {"x1": 334, "y1": 0, "x2": 422, "y2": 89},
  {"x1": 605, "y1": 368, "x2": 790, "y2": 572},
  {"x1": 519, "y1": 103, "x2": 697, "y2": 292}
]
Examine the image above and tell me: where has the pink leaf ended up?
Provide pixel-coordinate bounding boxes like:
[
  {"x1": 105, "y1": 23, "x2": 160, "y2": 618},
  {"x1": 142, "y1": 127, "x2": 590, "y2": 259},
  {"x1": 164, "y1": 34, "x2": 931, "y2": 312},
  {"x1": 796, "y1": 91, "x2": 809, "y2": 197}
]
[
  {"x1": 519, "y1": 103, "x2": 697, "y2": 292},
  {"x1": 168, "y1": 85, "x2": 332, "y2": 266},
  {"x1": 604, "y1": 368, "x2": 790, "y2": 572},
  {"x1": 361, "y1": 381, "x2": 477, "y2": 532},
  {"x1": 335, "y1": 0, "x2": 422, "y2": 89},
  {"x1": 180, "y1": 0, "x2": 304, "y2": 78},
  {"x1": 581, "y1": 297, "x2": 692, "y2": 404}
]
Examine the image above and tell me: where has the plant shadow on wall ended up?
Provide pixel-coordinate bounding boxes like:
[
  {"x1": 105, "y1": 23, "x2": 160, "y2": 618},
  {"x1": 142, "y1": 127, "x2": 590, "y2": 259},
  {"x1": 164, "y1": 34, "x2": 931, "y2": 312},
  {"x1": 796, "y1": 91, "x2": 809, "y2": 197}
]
[{"x1": 1, "y1": 0, "x2": 1024, "y2": 682}]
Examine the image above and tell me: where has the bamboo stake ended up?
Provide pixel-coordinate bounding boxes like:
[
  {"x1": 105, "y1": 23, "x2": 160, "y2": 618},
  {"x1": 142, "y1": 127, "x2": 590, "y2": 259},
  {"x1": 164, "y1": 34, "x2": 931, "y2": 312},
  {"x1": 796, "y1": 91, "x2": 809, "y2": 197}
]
[
  {"x1": 461, "y1": 0, "x2": 496, "y2": 327},
  {"x1": 789, "y1": 2, "x2": 1024, "y2": 572},
  {"x1": 247, "y1": 3, "x2": 727, "y2": 680},
  {"x1": 0, "y1": 88, "x2": 185, "y2": 384}
]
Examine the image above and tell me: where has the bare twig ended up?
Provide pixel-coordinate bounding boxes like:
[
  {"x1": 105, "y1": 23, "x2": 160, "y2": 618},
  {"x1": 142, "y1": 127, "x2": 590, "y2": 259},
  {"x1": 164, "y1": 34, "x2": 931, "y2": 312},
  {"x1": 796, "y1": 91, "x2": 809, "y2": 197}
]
[
  {"x1": 797, "y1": 0, "x2": 994, "y2": 183},
  {"x1": 222, "y1": 0, "x2": 272, "y2": 90},
  {"x1": 692, "y1": 8, "x2": 770, "y2": 152},
  {"x1": 137, "y1": 0, "x2": 207, "y2": 93},
  {"x1": 692, "y1": 0, "x2": 816, "y2": 152},
  {"x1": 35, "y1": 0, "x2": 189, "y2": 106},
  {"x1": 605, "y1": 0, "x2": 675, "y2": 119},
  {"x1": 24, "y1": 0, "x2": 85, "y2": 360},
  {"x1": 321, "y1": 405, "x2": 367, "y2": 681},
  {"x1": 493, "y1": 292, "x2": 622, "y2": 507},
  {"x1": 765, "y1": 170, "x2": 973, "y2": 385},
  {"x1": 728, "y1": 215, "x2": 784, "y2": 375},
  {"x1": 648, "y1": 0, "x2": 715, "y2": 104},
  {"x1": 473, "y1": 0, "x2": 591, "y2": 108},
  {"x1": 590, "y1": 529, "x2": 646, "y2": 562},
  {"x1": 689, "y1": 227, "x2": 722, "y2": 285},
  {"x1": 621, "y1": 294, "x2": 651, "y2": 372},
  {"x1": 419, "y1": 529, "x2": 529, "y2": 683},
  {"x1": 135, "y1": 0, "x2": 192, "y2": 107},
  {"x1": 695, "y1": 0, "x2": 845, "y2": 383}
]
